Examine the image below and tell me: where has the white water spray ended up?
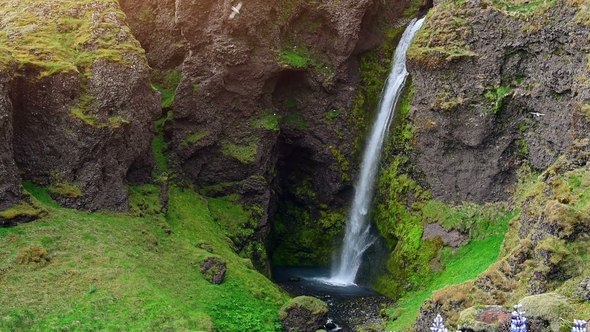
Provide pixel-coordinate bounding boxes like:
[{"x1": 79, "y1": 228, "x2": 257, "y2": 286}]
[{"x1": 327, "y1": 17, "x2": 425, "y2": 286}]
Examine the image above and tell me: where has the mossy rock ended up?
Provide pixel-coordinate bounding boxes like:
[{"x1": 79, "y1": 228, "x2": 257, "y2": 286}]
[
  {"x1": 198, "y1": 254, "x2": 227, "y2": 284},
  {"x1": 520, "y1": 293, "x2": 575, "y2": 332},
  {"x1": 278, "y1": 296, "x2": 328, "y2": 332},
  {"x1": 196, "y1": 240, "x2": 214, "y2": 253},
  {"x1": 0, "y1": 199, "x2": 47, "y2": 227},
  {"x1": 457, "y1": 306, "x2": 510, "y2": 332}
]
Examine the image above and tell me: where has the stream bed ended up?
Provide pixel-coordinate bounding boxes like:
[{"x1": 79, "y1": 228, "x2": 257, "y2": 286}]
[{"x1": 273, "y1": 267, "x2": 394, "y2": 331}]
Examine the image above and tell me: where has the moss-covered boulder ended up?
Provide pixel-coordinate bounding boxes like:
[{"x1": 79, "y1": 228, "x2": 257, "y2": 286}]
[
  {"x1": 198, "y1": 255, "x2": 227, "y2": 284},
  {"x1": 457, "y1": 306, "x2": 510, "y2": 332},
  {"x1": 520, "y1": 293, "x2": 575, "y2": 332},
  {"x1": 278, "y1": 296, "x2": 328, "y2": 332}
]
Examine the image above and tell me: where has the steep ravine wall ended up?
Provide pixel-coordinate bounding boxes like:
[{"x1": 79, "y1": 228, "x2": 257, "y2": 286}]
[
  {"x1": 0, "y1": 0, "x2": 160, "y2": 218},
  {"x1": 120, "y1": 0, "x2": 419, "y2": 270},
  {"x1": 408, "y1": 0, "x2": 590, "y2": 203},
  {"x1": 399, "y1": 0, "x2": 590, "y2": 329}
]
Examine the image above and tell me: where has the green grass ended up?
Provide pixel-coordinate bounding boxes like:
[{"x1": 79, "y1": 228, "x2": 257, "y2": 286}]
[
  {"x1": 386, "y1": 231, "x2": 510, "y2": 331},
  {"x1": 181, "y1": 130, "x2": 210, "y2": 146},
  {"x1": 253, "y1": 112, "x2": 281, "y2": 131},
  {"x1": 221, "y1": 139, "x2": 258, "y2": 164},
  {"x1": 278, "y1": 50, "x2": 308, "y2": 68},
  {"x1": 151, "y1": 71, "x2": 182, "y2": 108},
  {"x1": 0, "y1": 183, "x2": 288, "y2": 331},
  {"x1": 152, "y1": 111, "x2": 172, "y2": 172},
  {"x1": 483, "y1": 85, "x2": 512, "y2": 114}
]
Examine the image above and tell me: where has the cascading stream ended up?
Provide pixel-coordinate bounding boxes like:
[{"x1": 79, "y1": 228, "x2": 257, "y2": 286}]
[{"x1": 327, "y1": 17, "x2": 425, "y2": 286}]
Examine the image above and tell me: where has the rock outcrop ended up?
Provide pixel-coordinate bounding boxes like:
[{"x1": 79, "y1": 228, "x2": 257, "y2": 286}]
[
  {"x1": 0, "y1": 66, "x2": 21, "y2": 213},
  {"x1": 278, "y1": 296, "x2": 328, "y2": 332},
  {"x1": 407, "y1": 0, "x2": 590, "y2": 203},
  {"x1": 407, "y1": 0, "x2": 590, "y2": 329},
  {"x1": 0, "y1": 0, "x2": 160, "y2": 215}
]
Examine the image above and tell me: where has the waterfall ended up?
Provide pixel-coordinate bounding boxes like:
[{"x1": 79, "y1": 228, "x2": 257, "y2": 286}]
[{"x1": 328, "y1": 17, "x2": 425, "y2": 286}]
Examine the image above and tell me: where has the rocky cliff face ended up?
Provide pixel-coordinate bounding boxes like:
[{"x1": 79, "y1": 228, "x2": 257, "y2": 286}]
[
  {"x1": 404, "y1": 0, "x2": 590, "y2": 328},
  {"x1": 0, "y1": 0, "x2": 160, "y2": 216},
  {"x1": 407, "y1": 0, "x2": 590, "y2": 203},
  {"x1": 120, "y1": 0, "x2": 416, "y2": 269},
  {"x1": 0, "y1": 67, "x2": 21, "y2": 215}
]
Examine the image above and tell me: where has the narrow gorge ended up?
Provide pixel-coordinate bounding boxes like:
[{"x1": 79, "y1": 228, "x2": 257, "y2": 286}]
[{"x1": 1, "y1": 0, "x2": 590, "y2": 331}]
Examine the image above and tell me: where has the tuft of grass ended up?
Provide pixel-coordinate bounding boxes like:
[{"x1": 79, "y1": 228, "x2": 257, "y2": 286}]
[
  {"x1": 48, "y1": 182, "x2": 83, "y2": 198},
  {"x1": 253, "y1": 111, "x2": 281, "y2": 131},
  {"x1": 181, "y1": 130, "x2": 210, "y2": 146},
  {"x1": 221, "y1": 139, "x2": 258, "y2": 164},
  {"x1": 483, "y1": 85, "x2": 512, "y2": 114}
]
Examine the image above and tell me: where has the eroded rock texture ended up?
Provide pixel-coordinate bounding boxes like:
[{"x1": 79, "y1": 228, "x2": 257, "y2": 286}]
[
  {"x1": 121, "y1": 0, "x2": 414, "y2": 269},
  {"x1": 0, "y1": 0, "x2": 160, "y2": 214},
  {"x1": 0, "y1": 67, "x2": 21, "y2": 213},
  {"x1": 408, "y1": 0, "x2": 590, "y2": 203}
]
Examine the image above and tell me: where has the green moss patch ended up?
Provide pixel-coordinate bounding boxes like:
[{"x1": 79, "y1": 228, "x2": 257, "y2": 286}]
[
  {"x1": 181, "y1": 130, "x2": 210, "y2": 146},
  {"x1": 0, "y1": 200, "x2": 47, "y2": 221},
  {"x1": 221, "y1": 139, "x2": 258, "y2": 164},
  {"x1": 253, "y1": 111, "x2": 281, "y2": 131},
  {"x1": 407, "y1": 2, "x2": 477, "y2": 68},
  {"x1": 151, "y1": 71, "x2": 182, "y2": 108},
  {"x1": 48, "y1": 182, "x2": 83, "y2": 198},
  {"x1": 0, "y1": 0, "x2": 145, "y2": 77}
]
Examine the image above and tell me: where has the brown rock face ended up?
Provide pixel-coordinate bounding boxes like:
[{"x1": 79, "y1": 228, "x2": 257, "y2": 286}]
[
  {"x1": 0, "y1": 0, "x2": 161, "y2": 214},
  {"x1": 408, "y1": 1, "x2": 589, "y2": 204},
  {"x1": 120, "y1": 0, "x2": 413, "y2": 269},
  {"x1": 0, "y1": 68, "x2": 21, "y2": 212},
  {"x1": 11, "y1": 59, "x2": 159, "y2": 211}
]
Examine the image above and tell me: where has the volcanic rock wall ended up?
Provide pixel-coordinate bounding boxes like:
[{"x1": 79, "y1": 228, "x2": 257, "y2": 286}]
[{"x1": 0, "y1": 0, "x2": 160, "y2": 215}]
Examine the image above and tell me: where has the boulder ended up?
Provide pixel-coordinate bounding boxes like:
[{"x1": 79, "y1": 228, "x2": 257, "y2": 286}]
[
  {"x1": 520, "y1": 293, "x2": 574, "y2": 332},
  {"x1": 457, "y1": 306, "x2": 510, "y2": 332},
  {"x1": 574, "y1": 277, "x2": 590, "y2": 301},
  {"x1": 278, "y1": 296, "x2": 328, "y2": 332},
  {"x1": 199, "y1": 255, "x2": 227, "y2": 284}
]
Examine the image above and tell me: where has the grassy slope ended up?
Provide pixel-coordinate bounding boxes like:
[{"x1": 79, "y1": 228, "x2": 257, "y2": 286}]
[
  {"x1": 386, "y1": 224, "x2": 512, "y2": 330},
  {"x1": 0, "y1": 183, "x2": 287, "y2": 331}
]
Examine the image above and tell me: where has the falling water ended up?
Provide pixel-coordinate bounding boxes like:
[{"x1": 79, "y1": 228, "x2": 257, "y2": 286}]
[{"x1": 328, "y1": 17, "x2": 425, "y2": 286}]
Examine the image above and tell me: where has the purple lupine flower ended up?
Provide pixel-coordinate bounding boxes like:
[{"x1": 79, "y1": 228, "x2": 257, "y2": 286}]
[
  {"x1": 510, "y1": 304, "x2": 527, "y2": 332},
  {"x1": 572, "y1": 319, "x2": 587, "y2": 332},
  {"x1": 431, "y1": 314, "x2": 449, "y2": 332}
]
